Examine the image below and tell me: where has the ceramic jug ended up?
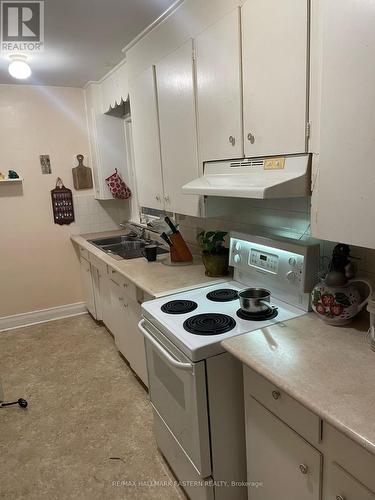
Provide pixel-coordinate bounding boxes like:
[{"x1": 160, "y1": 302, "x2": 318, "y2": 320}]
[{"x1": 311, "y1": 276, "x2": 372, "y2": 325}]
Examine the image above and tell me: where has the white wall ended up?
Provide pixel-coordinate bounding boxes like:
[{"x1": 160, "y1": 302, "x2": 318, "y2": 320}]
[{"x1": 0, "y1": 84, "x2": 129, "y2": 318}]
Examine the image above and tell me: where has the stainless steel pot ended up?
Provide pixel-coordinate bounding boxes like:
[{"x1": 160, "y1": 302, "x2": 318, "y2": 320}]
[{"x1": 238, "y1": 288, "x2": 274, "y2": 314}]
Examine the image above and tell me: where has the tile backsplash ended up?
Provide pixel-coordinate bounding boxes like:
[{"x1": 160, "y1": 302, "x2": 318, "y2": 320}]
[
  {"x1": 177, "y1": 198, "x2": 311, "y2": 250},
  {"x1": 71, "y1": 194, "x2": 130, "y2": 234},
  {"x1": 176, "y1": 197, "x2": 375, "y2": 284}
]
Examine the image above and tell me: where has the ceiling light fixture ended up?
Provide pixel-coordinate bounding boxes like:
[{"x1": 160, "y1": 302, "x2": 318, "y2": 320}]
[{"x1": 8, "y1": 54, "x2": 32, "y2": 80}]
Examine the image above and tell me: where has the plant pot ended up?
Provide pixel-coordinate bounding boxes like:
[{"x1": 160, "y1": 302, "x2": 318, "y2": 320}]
[{"x1": 202, "y1": 252, "x2": 229, "y2": 277}]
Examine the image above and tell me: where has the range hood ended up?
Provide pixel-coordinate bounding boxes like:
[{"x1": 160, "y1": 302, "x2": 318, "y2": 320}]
[{"x1": 183, "y1": 154, "x2": 311, "y2": 199}]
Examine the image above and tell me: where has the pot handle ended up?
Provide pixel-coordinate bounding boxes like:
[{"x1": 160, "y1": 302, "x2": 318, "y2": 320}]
[
  {"x1": 259, "y1": 300, "x2": 277, "y2": 312},
  {"x1": 349, "y1": 279, "x2": 373, "y2": 311}
]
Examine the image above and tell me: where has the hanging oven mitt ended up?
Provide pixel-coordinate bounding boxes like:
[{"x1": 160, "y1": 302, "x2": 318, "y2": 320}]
[{"x1": 105, "y1": 169, "x2": 132, "y2": 200}]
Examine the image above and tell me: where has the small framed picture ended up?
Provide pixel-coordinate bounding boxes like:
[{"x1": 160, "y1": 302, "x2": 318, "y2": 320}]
[{"x1": 40, "y1": 155, "x2": 52, "y2": 174}]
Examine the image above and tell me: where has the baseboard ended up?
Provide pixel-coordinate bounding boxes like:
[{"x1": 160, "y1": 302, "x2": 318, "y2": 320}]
[{"x1": 0, "y1": 302, "x2": 87, "y2": 332}]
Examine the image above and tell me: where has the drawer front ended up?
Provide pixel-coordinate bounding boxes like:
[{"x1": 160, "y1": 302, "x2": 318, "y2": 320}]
[
  {"x1": 79, "y1": 245, "x2": 89, "y2": 261},
  {"x1": 324, "y1": 423, "x2": 375, "y2": 494},
  {"x1": 109, "y1": 267, "x2": 137, "y2": 302},
  {"x1": 329, "y1": 462, "x2": 375, "y2": 500},
  {"x1": 244, "y1": 366, "x2": 321, "y2": 445}
]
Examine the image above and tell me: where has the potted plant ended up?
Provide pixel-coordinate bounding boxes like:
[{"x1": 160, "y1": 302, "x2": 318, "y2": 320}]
[{"x1": 197, "y1": 230, "x2": 229, "y2": 277}]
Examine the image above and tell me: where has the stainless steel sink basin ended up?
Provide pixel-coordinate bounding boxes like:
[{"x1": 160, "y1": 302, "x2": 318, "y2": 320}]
[
  {"x1": 89, "y1": 236, "x2": 125, "y2": 246},
  {"x1": 88, "y1": 234, "x2": 169, "y2": 260}
]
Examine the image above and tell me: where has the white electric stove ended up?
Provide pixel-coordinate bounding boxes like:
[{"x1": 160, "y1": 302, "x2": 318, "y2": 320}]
[
  {"x1": 139, "y1": 232, "x2": 320, "y2": 500},
  {"x1": 142, "y1": 280, "x2": 306, "y2": 362}
]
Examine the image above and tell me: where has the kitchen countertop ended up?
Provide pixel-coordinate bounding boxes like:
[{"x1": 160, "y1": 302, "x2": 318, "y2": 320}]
[
  {"x1": 71, "y1": 230, "x2": 226, "y2": 298},
  {"x1": 222, "y1": 312, "x2": 375, "y2": 455}
]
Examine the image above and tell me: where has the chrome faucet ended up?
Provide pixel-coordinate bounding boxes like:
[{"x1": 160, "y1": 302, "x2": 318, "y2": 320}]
[{"x1": 120, "y1": 222, "x2": 147, "y2": 240}]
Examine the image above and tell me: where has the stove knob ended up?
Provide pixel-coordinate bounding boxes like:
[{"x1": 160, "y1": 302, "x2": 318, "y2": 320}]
[
  {"x1": 288, "y1": 257, "x2": 297, "y2": 267},
  {"x1": 234, "y1": 254, "x2": 241, "y2": 264},
  {"x1": 287, "y1": 271, "x2": 297, "y2": 283},
  {"x1": 235, "y1": 241, "x2": 242, "y2": 251}
]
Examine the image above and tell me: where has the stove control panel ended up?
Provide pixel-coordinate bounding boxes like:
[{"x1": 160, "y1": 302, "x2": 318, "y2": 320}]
[
  {"x1": 229, "y1": 232, "x2": 320, "y2": 302},
  {"x1": 249, "y1": 249, "x2": 279, "y2": 274}
]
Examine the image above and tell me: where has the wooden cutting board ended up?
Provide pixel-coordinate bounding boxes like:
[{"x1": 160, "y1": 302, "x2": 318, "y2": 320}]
[{"x1": 72, "y1": 154, "x2": 93, "y2": 190}]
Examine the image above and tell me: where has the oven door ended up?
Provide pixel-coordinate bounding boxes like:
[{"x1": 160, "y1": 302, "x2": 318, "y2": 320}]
[{"x1": 139, "y1": 319, "x2": 211, "y2": 477}]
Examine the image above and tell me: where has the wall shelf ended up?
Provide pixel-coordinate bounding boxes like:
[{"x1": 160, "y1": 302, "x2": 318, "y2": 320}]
[{"x1": 0, "y1": 178, "x2": 23, "y2": 184}]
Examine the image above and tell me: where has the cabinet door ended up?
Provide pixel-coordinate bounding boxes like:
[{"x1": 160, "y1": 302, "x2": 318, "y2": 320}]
[
  {"x1": 80, "y1": 257, "x2": 96, "y2": 318},
  {"x1": 245, "y1": 396, "x2": 322, "y2": 500},
  {"x1": 126, "y1": 297, "x2": 148, "y2": 387},
  {"x1": 92, "y1": 263, "x2": 112, "y2": 327},
  {"x1": 156, "y1": 40, "x2": 201, "y2": 217},
  {"x1": 129, "y1": 66, "x2": 164, "y2": 210},
  {"x1": 242, "y1": 0, "x2": 308, "y2": 157},
  {"x1": 195, "y1": 8, "x2": 243, "y2": 161},
  {"x1": 100, "y1": 272, "x2": 112, "y2": 330},
  {"x1": 311, "y1": 0, "x2": 375, "y2": 249},
  {"x1": 91, "y1": 266, "x2": 102, "y2": 321},
  {"x1": 108, "y1": 280, "x2": 148, "y2": 386},
  {"x1": 328, "y1": 462, "x2": 375, "y2": 500},
  {"x1": 109, "y1": 278, "x2": 130, "y2": 352}
]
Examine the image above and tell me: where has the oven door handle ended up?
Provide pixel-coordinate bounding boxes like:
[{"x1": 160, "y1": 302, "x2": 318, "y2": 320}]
[{"x1": 138, "y1": 320, "x2": 194, "y2": 372}]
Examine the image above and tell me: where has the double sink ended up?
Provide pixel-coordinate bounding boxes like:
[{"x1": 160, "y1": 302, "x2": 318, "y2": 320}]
[{"x1": 89, "y1": 234, "x2": 169, "y2": 260}]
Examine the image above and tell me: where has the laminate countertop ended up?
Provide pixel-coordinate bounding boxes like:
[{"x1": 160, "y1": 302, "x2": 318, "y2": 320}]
[
  {"x1": 222, "y1": 312, "x2": 375, "y2": 455},
  {"x1": 71, "y1": 231, "x2": 226, "y2": 298}
]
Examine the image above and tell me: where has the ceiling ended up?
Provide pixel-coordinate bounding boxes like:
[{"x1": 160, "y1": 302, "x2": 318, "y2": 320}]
[{"x1": 0, "y1": 0, "x2": 177, "y2": 87}]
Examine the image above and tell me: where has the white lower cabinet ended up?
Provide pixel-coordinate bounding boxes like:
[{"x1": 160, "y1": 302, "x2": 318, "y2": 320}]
[
  {"x1": 245, "y1": 396, "x2": 322, "y2": 500},
  {"x1": 78, "y1": 247, "x2": 148, "y2": 387},
  {"x1": 328, "y1": 462, "x2": 375, "y2": 500},
  {"x1": 80, "y1": 256, "x2": 96, "y2": 319},
  {"x1": 109, "y1": 275, "x2": 148, "y2": 387},
  {"x1": 244, "y1": 367, "x2": 375, "y2": 500}
]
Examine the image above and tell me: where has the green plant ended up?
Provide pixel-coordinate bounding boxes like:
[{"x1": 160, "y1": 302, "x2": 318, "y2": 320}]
[{"x1": 197, "y1": 231, "x2": 228, "y2": 255}]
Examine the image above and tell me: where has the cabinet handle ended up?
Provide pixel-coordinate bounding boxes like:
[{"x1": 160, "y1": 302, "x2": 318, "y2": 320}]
[
  {"x1": 156, "y1": 195, "x2": 161, "y2": 202},
  {"x1": 164, "y1": 195, "x2": 170, "y2": 204},
  {"x1": 272, "y1": 390, "x2": 281, "y2": 400},
  {"x1": 336, "y1": 496, "x2": 345, "y2": 500},
  {"x1": 123, "y1": 283, "x2": 128, "y2": 288},
  {"x1": 123, "y1": 303, "x2": 128, "y2": 308},
  {"x1": 299, "y1": 464, "x2": 308, "y2": 474},
  {"x1": 247, "y1": 132, "x2": 255, "y2": 144},
  {"x1": 229, "y1": 135, "x2": 236, "y2": 146}
]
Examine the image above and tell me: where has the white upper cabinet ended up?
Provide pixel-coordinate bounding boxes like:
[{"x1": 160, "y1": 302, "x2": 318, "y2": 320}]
[
  {"x1": 195, "y1": 8, "x2": 243, "y2": 161},
  {"x1": 101, "y1": 62, "x2": 129, "y2": 112},
  {"x1": 85, "y1": 83, "x2": 128, "y2": 200},
  {"x1": 311, "y1": 0, "x2": 375, "y2": 249},
  {"x1": 156, "y1": 39, "x2": 201, "y2": 217},
  {"x1": 242, "y1": 0, "x2": 309, "y2": 157},
  {"x1": 129, "y1": 66, "x2": 164, "y2": 210}
]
